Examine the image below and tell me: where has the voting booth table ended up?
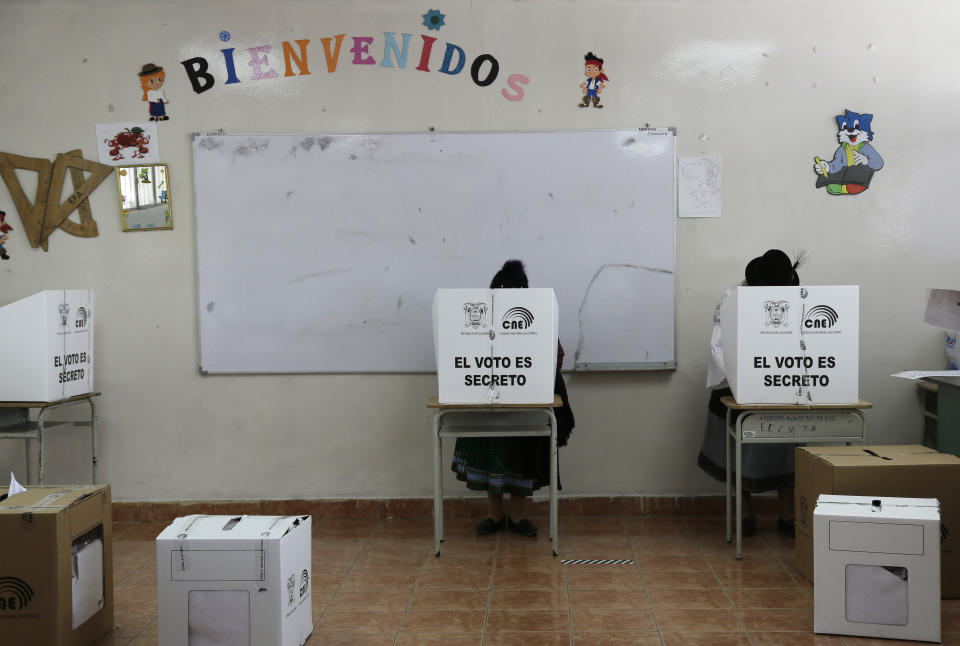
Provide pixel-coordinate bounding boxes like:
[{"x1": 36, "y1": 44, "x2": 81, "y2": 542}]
[
  {"x1": 0, "y1": 290, "x2": 98, "y2": 484},
  {"x1": 719, "y1": 286, "x2": 870, "y2": 558},
  {"x1": 431, "y1": 288, "x2": 560, "y2": 555}
]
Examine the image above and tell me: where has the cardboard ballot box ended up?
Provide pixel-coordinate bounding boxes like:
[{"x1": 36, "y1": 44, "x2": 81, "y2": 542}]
[
  {"x1": 719, "y1": 285, "x2": 858, "y2": 404},
  {"x1": 0, "y1": 484, "x2": 113, "y2": 646},
  {"x1": 157, "y1": 515, "x2": 313, "y2": 646},
  {"x1": 433, "y1": 288, "x2": 558, "y2": 404},
  {"x1": 796, "y1": 445, "x2": 960, "y2": 597},
  {"x1": 814, "y1": 495, "x2": 940, "y2": 643},
  {"x1": 0, "y1": 290, "x2": 94, "y2": 401}
]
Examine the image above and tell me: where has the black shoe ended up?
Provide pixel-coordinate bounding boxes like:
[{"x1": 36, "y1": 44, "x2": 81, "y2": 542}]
[
  {"x1": 777, "y1": 517, "x2": 796, "y2": 537},
  {"x1": 507, "y1": 517, "x2": 538, "y2": 537},
  {"x1": 476, "y1": 517, "x2": 505, "y2": 535},
  {"x1": 741, "y1": 517, "x2": 756, "y2": 537}
]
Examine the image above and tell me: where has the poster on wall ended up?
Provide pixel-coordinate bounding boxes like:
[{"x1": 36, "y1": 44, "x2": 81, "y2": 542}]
[
  {"x1": 678, "y1": 157, "x2": 721, "y2": 218},
  {"x1": 96, "y1": 122, "x2": 160, "y2": 166}
]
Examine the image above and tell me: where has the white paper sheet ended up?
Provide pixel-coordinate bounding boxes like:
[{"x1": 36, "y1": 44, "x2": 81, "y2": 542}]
[
  {"x1": 95, "y1": 121, "x2": 160, "y2": 166},
  {"x1": 8, "y1": 471, "x2": 26, "y2": 496},
  {"x1": 891, "y1": 370, "x2": 959, "y2": 380},
  {"x1": 678, "y1": 157, "x2": 721, "y2": 218}
]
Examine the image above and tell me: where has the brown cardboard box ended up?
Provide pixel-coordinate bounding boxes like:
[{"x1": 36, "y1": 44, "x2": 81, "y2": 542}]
[
  {"x1": 795, "y1": 445, "x2": 960, "y2": 597},
  {"x1": 0, "y1": 484, "x2": 113, "y2": 645}
]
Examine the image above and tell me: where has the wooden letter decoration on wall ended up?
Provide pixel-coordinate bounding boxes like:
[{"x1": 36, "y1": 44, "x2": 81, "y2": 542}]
[{"x1": 0, "y1": 149, "x2": 111, "y2": 251}]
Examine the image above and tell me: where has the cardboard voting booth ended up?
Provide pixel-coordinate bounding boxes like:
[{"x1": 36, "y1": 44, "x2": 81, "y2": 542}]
[
  {"x1": 795, "y1": 444, "x2": 960, "y2": 597},
  {"x1": 157, "y1": 515, "x2": 313, "y2": 646},
  {"x1": 814, "y1": 495, "x2": 941, "y2": 643},
  {"x1": 0, "y1": 290, "x2": 94, "y2": 401},
  {"x1": 720, "y1": 285, "x2": 859, "y2": 404},
  {"x1": 0, "y1": 484, "x2": 113, "y2": 646},
  {"x1": 433, "y1": 288, "x2": 558, "y2": 404}
]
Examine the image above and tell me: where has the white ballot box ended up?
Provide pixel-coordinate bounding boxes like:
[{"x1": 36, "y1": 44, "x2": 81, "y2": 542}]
[
  {"x1": 720, "y1": 285, "x2": 859, "y2": 404},
  {"x1": 433, "y1": 288, "x2": 558, "y2": 404},
  {"x1": 157, "y1": 515, "x2": 313, "y2": 646},
  {"x1": 0, "y1": 289, "x2": 94, "y2": 401},
  {"x1": 814, "y1": 495, "x2": 941, "y2": 643}
]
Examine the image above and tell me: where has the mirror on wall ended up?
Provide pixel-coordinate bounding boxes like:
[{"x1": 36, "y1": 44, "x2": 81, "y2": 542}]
[{"x1": 117, "y1": 163, "x2": 172, "y2": 231}]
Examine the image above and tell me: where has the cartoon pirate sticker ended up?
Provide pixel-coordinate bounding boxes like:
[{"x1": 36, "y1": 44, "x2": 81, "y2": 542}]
[
  {"x1": 814, "y1": 109, "x2": 883, "y2": 195},
  {"x1": 579, "y1": 52, "x2": 608, "y2": 109}
]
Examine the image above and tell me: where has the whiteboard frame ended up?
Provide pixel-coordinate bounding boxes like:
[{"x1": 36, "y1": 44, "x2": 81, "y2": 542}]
[{"x1": 193, "y1": 128, "x2": 678, "y2": 374}]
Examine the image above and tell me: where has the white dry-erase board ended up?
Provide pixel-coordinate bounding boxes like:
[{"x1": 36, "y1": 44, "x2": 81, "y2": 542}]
[{"x1": 193, "y1": 129, "x2": 676, "y2": 373}]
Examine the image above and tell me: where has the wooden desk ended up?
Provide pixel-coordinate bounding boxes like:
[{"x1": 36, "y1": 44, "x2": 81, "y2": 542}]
[
  {"x1": 0, "y1": 392, "x2": 100, "y2": 485},
  {"x1": 720, "y1": 395, "x2": 872, "y2": 559},
  {"x1": 428, "y1": 395, "x2": 560, "y2": 557}
]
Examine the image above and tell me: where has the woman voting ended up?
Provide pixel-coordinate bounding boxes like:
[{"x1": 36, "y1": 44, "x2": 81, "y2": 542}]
[
  {"x1": 451, "y1": 260, "x2": 575, "y2": 537},
  {"x1": 697, "y1": 249, "x2": 803, "y2": 537}
]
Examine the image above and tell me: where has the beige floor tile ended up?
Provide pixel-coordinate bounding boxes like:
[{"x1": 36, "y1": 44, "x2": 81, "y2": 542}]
[
  {"x1": 641, "y1": 569, "x2": 721, "y2": 591},
  {"x1": 570, "y1": 607, "x2": 656, "y2": 632},
  {"x1": 327, "y1": 589, "x2": 411, "y2": 610},
  {"x1": 750, "y1": 633, "x2": 845, "y2": 645},
  {"x1": 400, "y1": 609, "x2": 485, "y2": 632},
  {"x1": 316, "y1": 608, "x2": 404, "y2": 633},
  {"x1": 567, "y1": 588, "x2": 646, "y2": 609},
  {"x1": 482, "y1": 631, "x2": 571, "y2": 645},
  {"x1": 485, "y1": 608, "x2": 570, "y2": 632},
  {"x1": 409, "y1": 589, "x2": 490, "y2": 610},
  {"x1": 725, "y1": 587, "x2": 810, "y2": 609},
  {"x1": 490, "y1": 588, "x2": 569, "y2": 610},
  {"x1": 647, "y1": 588, "x2": 732, "y2": 609},
  {"x1": 660, "y1": 632, "x2": 751, "y2": 645},
  {"x1": 573, "y1": 632, "x2": 663, "y2": 645},
  {"x1": 307, "y1": 631, "x2": 397, "y2": 645},
  {"x1": 564, "y1": 565, "x2": 644, "y2": 590},
  {"x1": 737, "y1": 608, "x2": 813, "y2": 632},
  {"x1": 394, "y1": 632, "x2": 482, "y2": 646},
  {"x1": 653, "y1": 607, "x2": 743, "y2": 633}
]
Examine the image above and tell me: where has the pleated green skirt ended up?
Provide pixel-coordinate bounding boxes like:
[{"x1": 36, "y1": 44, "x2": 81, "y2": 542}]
[{"x1": 451, "y1": 436, "x2": 549, "y2": 496}]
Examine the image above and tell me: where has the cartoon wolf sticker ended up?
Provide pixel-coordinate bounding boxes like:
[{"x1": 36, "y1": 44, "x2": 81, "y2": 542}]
[{"x1": 813, "y1": 109, "x2": 884, "y2": 195}]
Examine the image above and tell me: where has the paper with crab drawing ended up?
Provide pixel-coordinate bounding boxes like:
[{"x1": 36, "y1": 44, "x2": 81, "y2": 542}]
[{"x1": 96, "y1": 121, "x2": 159, "y2": 166}]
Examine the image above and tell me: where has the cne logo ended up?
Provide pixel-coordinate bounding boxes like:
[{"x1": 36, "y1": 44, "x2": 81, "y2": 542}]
[
  {"x1": 463, "y1": 302, "x2": 488, "y2": 329},
  {"x1": 502, "y1": 307, "x2": 534, "y2": 330},
  {"x1": 299, "y1": 569, "x2": 309, "y2": 598},
  {"x1": 0, "y1": 577, "x2": 34, "y2": 611},
  {"x1": 803, "y1": 305, "x2": 839, "y2": 329},
  {"x1": 75, "y1": 307, "x2": 89, "y2": 329}
]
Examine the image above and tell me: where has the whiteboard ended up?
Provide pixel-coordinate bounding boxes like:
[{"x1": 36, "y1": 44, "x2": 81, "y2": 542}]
[{"x1": 193, "y1": 130, "x2": 676, "y2": 373}]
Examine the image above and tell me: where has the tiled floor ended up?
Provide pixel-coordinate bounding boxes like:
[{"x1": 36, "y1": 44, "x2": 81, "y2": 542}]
[{"x1": 101, "y1": 514, "x2": 960, "y2": 645}]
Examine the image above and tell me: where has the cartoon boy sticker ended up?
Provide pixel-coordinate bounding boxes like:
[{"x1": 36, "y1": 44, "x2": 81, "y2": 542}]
[
  {"x1": 579, "y1": 52, "x2": 608, "y2": 109},
  {"x1": 139, "y1": 63, "x2": 170, "y2": 121},
  {"x1": 813, "y1": 109, "x2": 883, "y2": 195}
]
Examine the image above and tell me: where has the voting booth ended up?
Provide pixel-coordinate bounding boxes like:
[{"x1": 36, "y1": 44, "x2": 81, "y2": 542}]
[
  {"x1": 814, "y1": 494, "x2": 941, "y2": 643},
  {"x1": 720, "y1": 285, "x2": 859, "y2": 404},
  {"x1": 157, "y1": 515, "x2": 313, "y2": 646},
  {"x1": 0, "y1": 290, "x2": 94, "y2": 401},
  {"x1": 433, "y1": 288, "x2": 558, "y2": 404}
]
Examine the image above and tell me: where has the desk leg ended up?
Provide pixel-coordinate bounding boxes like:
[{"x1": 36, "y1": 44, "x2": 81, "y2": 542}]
[
  {"x1": 735, "y1": 416, "x2": 743, "y2": 560},
  {"x1": 37, "y1": 407, "x2": 46, "y2": 486},
  {"x1": 725, "y1": 407, "x2": 732, "y2": 544},
  {"x1": 88, "y1": 398, "x2": 97, "y2": 484},
  {"x1": 433, "y1": 411, "x2": 443, "y2": 557},
  {"x1": 549, "y1": 410, "x2": 558, "y2": 557}
]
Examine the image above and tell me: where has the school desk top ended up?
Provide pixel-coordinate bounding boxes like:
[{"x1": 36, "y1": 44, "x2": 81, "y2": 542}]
[
  {"x1": 427, "y1": 395, "x2": 562, "y2": 409},
  {"x1": 719, "y1": 396, "x2": 872, "y2": 411},
  {"x1": 0, "y1": 391, "x2": 100, "y2": 408}
]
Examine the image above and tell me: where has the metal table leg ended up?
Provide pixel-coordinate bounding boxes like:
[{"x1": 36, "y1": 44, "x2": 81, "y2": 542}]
[{"x1": 548, "y1": 409, "x2": 558, "y2": 557}]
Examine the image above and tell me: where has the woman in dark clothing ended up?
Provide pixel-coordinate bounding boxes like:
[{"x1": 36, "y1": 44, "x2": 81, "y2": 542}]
[
  {"x1": 451, "y1": 260, "x2": 575, "y2": 537},
  {"x1": 697, "y1": 249, "x2": 803, "y2": 537}
]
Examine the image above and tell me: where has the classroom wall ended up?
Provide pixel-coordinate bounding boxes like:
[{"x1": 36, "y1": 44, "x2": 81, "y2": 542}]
[{"x1": 0, "y1": 0, "x2": 955, "y2": 501}]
